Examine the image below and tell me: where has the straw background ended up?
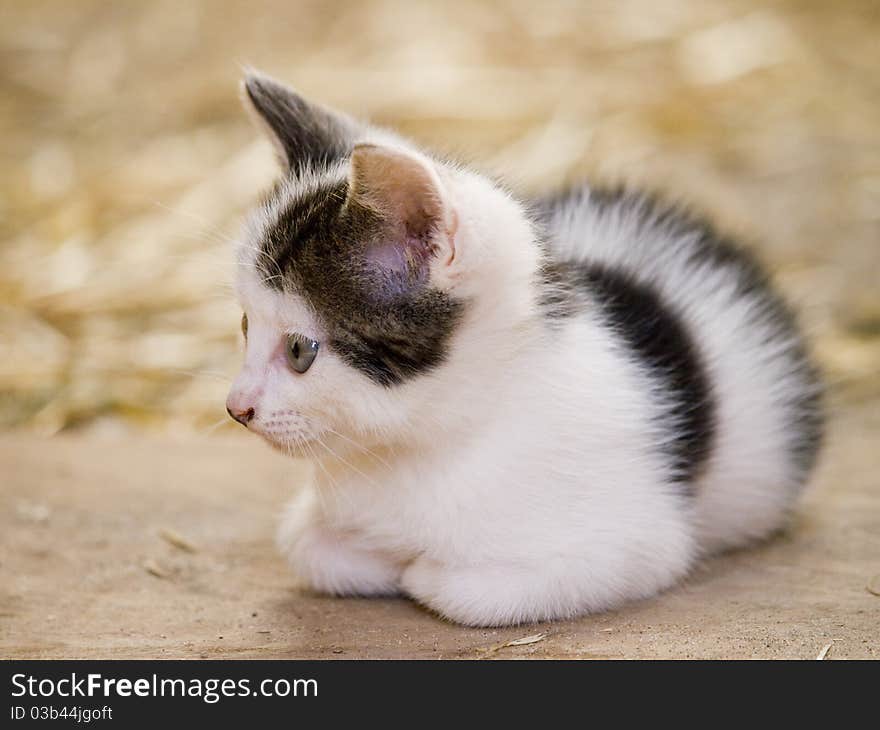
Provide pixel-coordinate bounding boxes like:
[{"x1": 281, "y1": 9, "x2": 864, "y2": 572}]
[{"x1": 2, "y1": 0, "x2": 878, "y2": 436}]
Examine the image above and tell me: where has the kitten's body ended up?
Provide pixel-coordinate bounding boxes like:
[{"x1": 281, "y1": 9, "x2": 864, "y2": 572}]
[{"x1": 229, "y1": 73, "x2": 822, "y2": 626}]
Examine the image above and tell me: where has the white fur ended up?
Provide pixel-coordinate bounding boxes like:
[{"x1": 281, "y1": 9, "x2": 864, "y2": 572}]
[{"x1": 228, "y1": 131, "x2": 816, "y2": 626}]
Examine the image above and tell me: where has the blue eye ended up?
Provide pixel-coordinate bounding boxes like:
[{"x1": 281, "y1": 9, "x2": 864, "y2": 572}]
[{"x1": 286, "y1": 333, "x2": 319, "y2": 373}]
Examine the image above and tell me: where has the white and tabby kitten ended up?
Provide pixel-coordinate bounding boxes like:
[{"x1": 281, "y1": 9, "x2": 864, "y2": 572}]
[{"x1": 226, "y1": 72, "x2": 823, "y2": 627}]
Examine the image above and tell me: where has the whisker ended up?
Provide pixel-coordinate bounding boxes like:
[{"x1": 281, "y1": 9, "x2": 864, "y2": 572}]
[
  {"x1": 168, "y1": 368, "x2": 233, "y2": 383},
  {"x1": 157, "y1": 202, "x2": 286, "y2": 288},
  {"x1": 235, "y1": 239, "x2": 284, "y2": 277},
  {"x1": 154, "y1": 202, "x2": 239, "y2": 246},
  {"x1": 323, "y1": 426, "x2": 394, "y2": 471},
  {"x1": 315, "y1": 436, "x2": 381, "y2": 490},
  {"x1": 200, "y1": 415, "x2": 233, "y2": 436},
  {"x1": 302, "y1": 438, "x2": 339, "y2": 515}
]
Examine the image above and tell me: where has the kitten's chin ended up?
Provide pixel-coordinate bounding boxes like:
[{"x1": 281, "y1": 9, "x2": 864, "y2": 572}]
[{"x1": 258, "y1": 431, "x2": 319, "y2": 459}]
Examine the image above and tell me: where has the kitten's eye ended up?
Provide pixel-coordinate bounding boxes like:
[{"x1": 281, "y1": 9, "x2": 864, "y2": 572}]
[
  {"x1": 241, "y1": 313, "x2": 248, "y2": 339},
  {"x1": 285, "y1": 333, "x2": 319, "y2": 374}
]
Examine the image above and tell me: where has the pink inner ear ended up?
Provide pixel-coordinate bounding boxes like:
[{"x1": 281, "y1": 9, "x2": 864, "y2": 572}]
[
  {"x1": 365, "y1": 233, "x2": 432, "y2": 297},
  {"x1": 349, "y1": 144, "x2": 451, "y2": 297},
  {"x1": 368, "y1": 240, "x2": 409, "y2": 273}
]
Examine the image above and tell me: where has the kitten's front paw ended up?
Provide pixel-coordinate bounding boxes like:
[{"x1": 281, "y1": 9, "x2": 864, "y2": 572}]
[
  {"x1": 278, "y1": 513, "x2": 402, "y2": 597},
  {"x1": 401, "y1": 558, "x2": 573, "y2": 627}
]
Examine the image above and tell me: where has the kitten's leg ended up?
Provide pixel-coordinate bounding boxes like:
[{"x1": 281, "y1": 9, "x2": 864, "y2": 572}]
[
  {"x1": 401, "y1": 558, "x2": 555, "y2": 626},
  {"x1": 278, "y1": 491, "x2": 402, "y2": 596},
  {"x1": 400, "y1": 552, "x2": 691, "y2": 627}
]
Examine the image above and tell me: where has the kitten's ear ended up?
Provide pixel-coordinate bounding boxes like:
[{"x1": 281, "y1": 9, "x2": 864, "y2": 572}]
[
  {"x1": 348, "y1": 143, "x2": 457, "y2": 286},
  {"x1": 241, "y1": 71, "x2": 355, "y2": 171}
]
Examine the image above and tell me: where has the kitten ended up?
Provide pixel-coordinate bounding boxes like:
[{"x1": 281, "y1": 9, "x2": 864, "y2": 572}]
[{"x1": 226, "y1": 71, "x2": 823, "y2": 627}]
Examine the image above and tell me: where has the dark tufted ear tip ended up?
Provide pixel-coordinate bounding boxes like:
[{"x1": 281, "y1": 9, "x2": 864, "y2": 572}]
[
  {"x1": 240, "y1": 72, "x2": 259, "y2": 100},
  {"x1": 238, "y1": 69, "x2": 356, "y2": 172},
  {"x1": 240, "y1": 69, "x2": 281, "y2": 108}
]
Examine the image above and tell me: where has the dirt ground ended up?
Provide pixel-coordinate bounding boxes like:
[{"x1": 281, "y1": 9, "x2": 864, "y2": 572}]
[
  {"x1": 3, "y1": 0, "x2": 879, "y2": 436},
  {"x1": 2, "y1": 398, "x2": 877, "y2": 660},
  {"x1": 2, "y1": 1, "x2": 879, "y2": 660}
]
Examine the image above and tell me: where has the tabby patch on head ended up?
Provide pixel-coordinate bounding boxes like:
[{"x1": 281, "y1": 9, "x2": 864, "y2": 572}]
[{"x1": 243, "y1": 75, "x2": 464, "y2": 386}]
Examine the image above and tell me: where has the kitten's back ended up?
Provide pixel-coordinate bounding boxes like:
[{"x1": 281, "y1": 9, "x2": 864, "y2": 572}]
[{"x1": 536, "y1": 186, "x2": 823, "y2": 553}]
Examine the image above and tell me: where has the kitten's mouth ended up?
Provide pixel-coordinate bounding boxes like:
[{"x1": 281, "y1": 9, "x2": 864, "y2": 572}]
[
  {"x1": 239, "y1": 409, "x2": 323, "y2": 455},
  {"x1": 257, "y1": 424, "x2": 369, "y2": 464},
  {"x1": 250, "y1": 422, "x2": 325, "y2": 458}
]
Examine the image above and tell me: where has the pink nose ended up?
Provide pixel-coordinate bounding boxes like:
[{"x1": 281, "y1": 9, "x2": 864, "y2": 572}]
[
  {"x1": 226, "y1": 388, "x2": 258, "y2": 428},
  {"x1": 227, "y1": 405, "x2": 255, "y2": 427},
  {"x1": 227, "y1": 378, "x2": 262, "y2": 428}
]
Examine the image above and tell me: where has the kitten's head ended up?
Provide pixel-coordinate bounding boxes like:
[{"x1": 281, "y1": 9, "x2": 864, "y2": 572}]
[{"x1": 227, "y1": 72, "x2": 539, "y2": 454}]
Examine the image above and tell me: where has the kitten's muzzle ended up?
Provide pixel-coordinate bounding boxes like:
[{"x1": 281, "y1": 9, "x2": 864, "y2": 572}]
[{"x1": 227, "y1": 405, "x2": 255, "y2": 427}]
